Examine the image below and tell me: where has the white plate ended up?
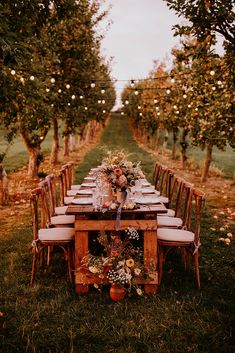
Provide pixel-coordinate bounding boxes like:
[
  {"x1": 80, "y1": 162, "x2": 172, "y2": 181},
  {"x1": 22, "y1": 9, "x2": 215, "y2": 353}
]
[
  {"x1": 141, "y1": 182, "x2": 151, "y2": 187},
  {"x1": 77, "y1": 189, "x2": 93, "y2": 195},
  {"x1": 81, "y1": 182, "x2": 96, "y2": 188},
  {"x1": 134, "y1": 196, "x2": 161, "y2": 204},
  {"x1": 72, "y1": 198, "x2": 94, "y2": 205},
  {"x1": 141, "y1": 188, "x2": 156, "y2": 194},
  {"x1": 84, "y1": 176, "x2": 96, "y2": 181}
]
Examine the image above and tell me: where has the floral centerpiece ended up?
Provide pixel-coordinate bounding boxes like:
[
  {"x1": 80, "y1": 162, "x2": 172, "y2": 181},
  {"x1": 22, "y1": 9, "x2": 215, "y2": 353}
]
[
  {"x1": 99, "y1": 151, "x2": 144, "y2": 200},
  {"x1": 80, "y1": 227, "x2": 153, "y2": 299}
]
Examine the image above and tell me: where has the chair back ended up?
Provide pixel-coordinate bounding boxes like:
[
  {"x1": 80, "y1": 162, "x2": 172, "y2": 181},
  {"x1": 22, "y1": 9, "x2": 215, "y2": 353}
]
[
  {"x1": 30, "y1": 188, "x2": 41, "y2": 242},
  {"x1": 37, "y1": 181, "x2": 53, "y2": 227},
  {"x1": 45, "y1": 174, "x2": 59, "y2": 215},
  {"x1": 153, "y1": 162, "x2": 162, "y2": 186},
  {"x1": 168, "y1": 175, "x2": 184, "y2": 214},
  {"x1": 186, "y1": 188, "x2": 205, "y2": 246}
]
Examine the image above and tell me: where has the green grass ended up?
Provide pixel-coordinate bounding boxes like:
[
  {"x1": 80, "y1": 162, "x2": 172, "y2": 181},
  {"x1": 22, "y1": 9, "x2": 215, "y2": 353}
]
[
  {"x1": 1, "y1": 113, "x2": 234, "y2": 352},
  {"x1": 1, "y1": 116, "x2": 234, "y2": 178},
  {"x1": 0, "y1": 127, "x2": 57, "y2": 173}
]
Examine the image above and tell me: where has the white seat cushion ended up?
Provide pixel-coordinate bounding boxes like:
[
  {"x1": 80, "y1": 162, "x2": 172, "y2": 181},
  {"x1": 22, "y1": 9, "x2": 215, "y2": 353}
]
[
  {"x1": 51, "y1": 215, "x2": 75, "y2": 225},
  {"x1": 64, "y1": 197, "x2": 74, "y2": 205},
  {"x1": 55, "y1": 206, "x2": 68, "y2": 215},
  {"x1": 71, "y1": 184, "x2": 81, "y2": 190},
  {"x1": 67, "y1": 189, "x2": 79, "y2": 196},
  {"x1": 158, "y1": 209, "x2": 175, "y2": 217},
  {"x1": 39, "y1": 227, "x2": 75, "y2": 241},
  {"x1": 157, "y1": 228, "x2": 194, "y2": 242},
  {"x1": 157, "y1": 216, "x2": 183, "y2": 227},
  {"x1": 158, "y1": 196, "x2": 169, "y2": 203}
]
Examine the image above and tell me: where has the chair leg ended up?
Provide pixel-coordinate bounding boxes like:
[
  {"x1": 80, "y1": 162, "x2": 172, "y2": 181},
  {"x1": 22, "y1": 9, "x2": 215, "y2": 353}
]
[
  {"x1": 67, "y1": 246, "x2": 73, "y2": 283},
  {"x1": 30, "y1": 249, "x2": 37, "y2": 285},
  {"x1": 158, "y1": 245, "x2": 164, "y2": 285},
  {"x1": 194, "y1": 252, "x2": 200, "y2": 289}
]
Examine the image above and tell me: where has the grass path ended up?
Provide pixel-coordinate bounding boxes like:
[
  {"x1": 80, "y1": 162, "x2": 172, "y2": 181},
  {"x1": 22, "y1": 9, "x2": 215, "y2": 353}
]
[
  {"x1": 74, "y1": 113, "x2": 156, "y2": 183},
  {"x1": 0, "y1": 113, "x2": 234, "y2": 353}
]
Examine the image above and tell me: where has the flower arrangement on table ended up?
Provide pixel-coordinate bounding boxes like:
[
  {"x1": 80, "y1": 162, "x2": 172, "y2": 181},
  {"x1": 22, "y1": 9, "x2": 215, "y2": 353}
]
[
  {"x1": 80, "y1": 227, "x2": 153, "y2": 299},
  {"x1": 97, "y1": 151, "x2": 144, "y2": 207}
]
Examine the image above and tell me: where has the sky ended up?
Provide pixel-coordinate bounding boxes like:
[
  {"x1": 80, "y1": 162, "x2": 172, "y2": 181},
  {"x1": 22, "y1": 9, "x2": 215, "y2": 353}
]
[{"x1": 98, "y1": 0, "x2": 185, "y2": 107}]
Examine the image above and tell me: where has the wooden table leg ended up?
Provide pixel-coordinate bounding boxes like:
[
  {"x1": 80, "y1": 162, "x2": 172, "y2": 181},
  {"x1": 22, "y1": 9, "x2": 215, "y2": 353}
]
[
  {"x1": 143, "y1": 229, "x2": 158, "y2": 294},
  {"x1": 75, "y1": 230, "x2": 89, "y2": 293}
]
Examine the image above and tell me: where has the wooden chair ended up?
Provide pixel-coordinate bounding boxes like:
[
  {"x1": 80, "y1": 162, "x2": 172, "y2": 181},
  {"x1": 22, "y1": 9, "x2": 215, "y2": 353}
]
[
  {"x1": 154, "y1": 166, "x2": 173, "y2": 205},
  {"x1": 39, "y1": 179, "x2": 75, "y2": 227},
  {"x1": 59, "y1": 168, "x2": 77, "y2": 205},
  {"x1": 63, "y1": 162, "x2": 81, "y2": 190},
  {"x1": 158, "y1": 175, "x2": 184, "y2": 218},
  {"x1": 157, "y1": 180, "x2": 193, "y2": 228},
  {"x1": 30, "y1": 187, "x2": 75, "y2": 284},
  {"x1": 157, "y1": 187, "x2": 205, "y2": 288},
  {"x1": 45, "y1": 174, "x2": 68, "y2": 215}
]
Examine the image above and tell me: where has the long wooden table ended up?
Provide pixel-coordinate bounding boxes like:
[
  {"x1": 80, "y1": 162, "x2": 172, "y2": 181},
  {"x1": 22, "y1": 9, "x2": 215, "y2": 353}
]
[{"x1": 66, "y1": 202, "x2": 167, "y2": 294}]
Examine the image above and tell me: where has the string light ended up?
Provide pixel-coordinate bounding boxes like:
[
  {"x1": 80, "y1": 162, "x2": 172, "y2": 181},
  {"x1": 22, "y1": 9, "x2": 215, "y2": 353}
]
[
  {"x1": 166, "y1": 89, "x2": 171, "y2": 94},
  {"x1": 71, "y1": 95, "x2": 76, "y2": 99},
  {"x1": 51, "y1": 78, "x2": 55, "y2": 83},
  {"x1": 79, "y1": 95, "x2": 84, "y2": 99},
  {"x1": 66, "y1": 84, "x2": 70, "y2": 89},
  {"x1": 91, "y1": 81, "x2": 95, "y2": 88},
  {"x1": 130, "y1": 80, "x2": 135, "y2": 87},
  {"x1": 101, "y1": 88, "x2": 105, "y2": 94},
  {"x1": 11, "y1": 70, "x2": 16, "y2": 75},
  {"x1": 134, "y1": 90, "x2": 139, "y2": 95},
  {"x1": 30, "y1": 75, "x2": 35, "y2": 81},
  {"x1": 58, "y1": 89, "x2": 62, "y2": 93}
]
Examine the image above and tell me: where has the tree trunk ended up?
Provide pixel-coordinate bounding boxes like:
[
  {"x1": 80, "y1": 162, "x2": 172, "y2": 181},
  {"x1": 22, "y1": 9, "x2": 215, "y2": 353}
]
[
  {"x1": 162, "y1": 131, "x2": 169, "y2": 152},
  {"x1": 50, "y1": 117, "x2": 60, "y2": 165},
  {"x1": 180, "y1": 129, "x2": 189, "y2": 170},
  {"x1": 172, "y1": 131, "x2": 178, "y2": 160},
  {"x1": 63, "y1": 136, "x2": 70, "y2": 156},
  {"x1": 69, "y1": 133, "x2": 76, "y2": 152},
  {"x1": 28, "y1": 146, "x2": 40, "y2": 178},
  {"x1": 156, "y1": 129, "x2": 161, "y2": 150},
  {"x1": 201, "y1": 143, "x2": 213, "y2": 182}
]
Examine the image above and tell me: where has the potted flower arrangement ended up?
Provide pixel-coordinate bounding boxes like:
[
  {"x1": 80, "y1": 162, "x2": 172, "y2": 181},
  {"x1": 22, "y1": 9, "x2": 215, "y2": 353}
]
[
  {"x1": 80, "y1": 227, "x2": 153, "y2": 301},
  {"x1": 99, "y1": 151, "x2": 144, "y2": 203}
]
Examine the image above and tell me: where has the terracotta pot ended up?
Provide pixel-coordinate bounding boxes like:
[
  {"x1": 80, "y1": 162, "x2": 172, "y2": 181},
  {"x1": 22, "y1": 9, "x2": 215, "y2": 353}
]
[{"x1": 110, "y1": 284, "x2": 126, "y2": 302}]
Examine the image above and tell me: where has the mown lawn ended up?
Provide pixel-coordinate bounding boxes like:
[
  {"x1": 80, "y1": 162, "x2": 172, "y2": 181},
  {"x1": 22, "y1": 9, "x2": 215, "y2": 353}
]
[
  {"x1": 1, "y1": 114, "x2": 234, "y2": 353},
  {"x1": 0, "y1": 114, "x2": 234, "y2": 178}
]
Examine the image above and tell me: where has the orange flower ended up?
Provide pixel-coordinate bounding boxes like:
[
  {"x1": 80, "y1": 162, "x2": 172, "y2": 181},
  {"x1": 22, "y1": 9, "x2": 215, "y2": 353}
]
[{"x1": 126, "y1": 258, "x2": 135, "y2": 267}]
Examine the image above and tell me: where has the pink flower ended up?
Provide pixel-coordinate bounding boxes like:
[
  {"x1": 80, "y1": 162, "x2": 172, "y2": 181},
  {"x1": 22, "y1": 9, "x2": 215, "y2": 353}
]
[
  {"x1": 117, "y1": 175, "x2": 127, "y2": 187},
  {"x1": 114, "y1": 167, "x2": 123, "y2": 177}
]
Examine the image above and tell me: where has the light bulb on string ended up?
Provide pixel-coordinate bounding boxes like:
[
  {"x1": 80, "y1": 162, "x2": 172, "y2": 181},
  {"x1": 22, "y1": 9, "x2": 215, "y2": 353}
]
[
  {"x1": 157, "y1": 112, "x2": 160, "y2": 116},
  {"x1": 134, "y1": 90, "x2": 139, "y2": 95},
  {"x1": 66, "y1": 84, "x2": 70, "y2": 89},
  {"x1": 173, "y1": 105, "x2": 177, "y2": 110},
  {"x1": 68, "y1": 103, "x2": 71, "y2": 106},
  {"x1": 139, "y1": 112, "x2": 142, "y2": 116},
  {"x1": 58, "y1": 89, "x2": 62, "y2": 93},
  {"x1": 71, "y1": 95, "x2": 76, "y2": 99},
  {"x1": 20, "y1": 77, "x2": 24, "y2": 83},
  {"x1": 130, "y1": 80, "x2": 135, "y2": 88},
  {"x1": 154, "y1": 98, "x2": 158, "y2": 104},
  {"x1": 84, "y1": 106, "x2": 88, "y2": 110},
  {"x1": 121, "y1": 112, "x2": 124, "y2": 115},
  {"x1": 138, "y1": 106, "x2": 141, "y2": 110},
  {"x1": 102, "y1": 99, "x2": 105, "y2": 104},
  {"x1": 103, "y1": 110, "x2": 106, "y2": 114},
  {"x1": 210, "y1": 70, "x2": 215, "y2": 76},
  {"x1": 183, "y1": 94, "x2": 187, "y2": 99},
  {"x1": 79, "y1": 95, "x2": 83, "y2": 99},
  {"x1": 51, "y1": 78, "x2": 55, "y2": 84},
  {"x1": 11, "y1": 69, "x2": 16, "y2": 75},
  {"x1": 91, "y1": 81, "x2": 95, "y2": 88},
  {"x1": 170, "y1": 78, "x2": 175, "y2": 84},
  {"x1": 98, "y1": 100, "x2": 101, "y2": 104},
  {"x1": 166, "y1": 89, "x2": 171, "y2": 94},
  {"x1": 30, "y1": 75, "x2": 35, "y2": 81},
  {"x1": 101, "y1": 88, "x2": 105, "y2": 94},
  {"x1": 46, "y1": 88, "x2": 50, "y2": 92},
  {"x1": 125, "y1": 100, "x2": 129, "y2": 105}
]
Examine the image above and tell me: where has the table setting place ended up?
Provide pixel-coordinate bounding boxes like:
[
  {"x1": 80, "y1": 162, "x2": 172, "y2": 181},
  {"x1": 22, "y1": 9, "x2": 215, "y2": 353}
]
[{"x1": 70, "y1": 151, "x2": 166, "y2": 211}]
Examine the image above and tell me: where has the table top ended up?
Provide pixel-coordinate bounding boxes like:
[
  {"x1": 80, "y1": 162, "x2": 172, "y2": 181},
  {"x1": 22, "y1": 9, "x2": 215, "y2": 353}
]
[{"x1": 66, "y1": 203, "x2": 167, "y2": 216}]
